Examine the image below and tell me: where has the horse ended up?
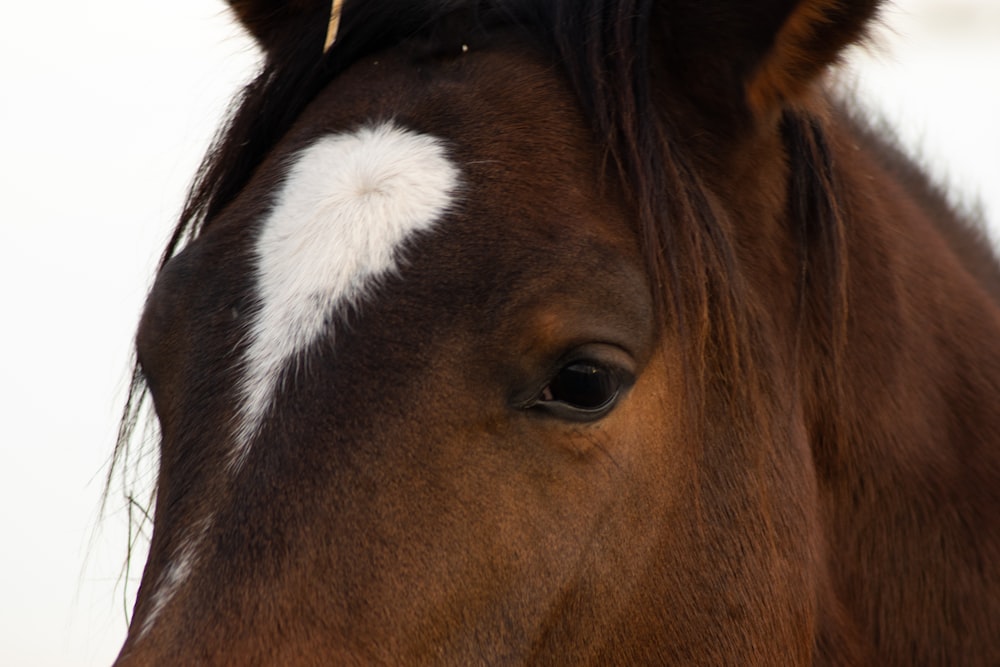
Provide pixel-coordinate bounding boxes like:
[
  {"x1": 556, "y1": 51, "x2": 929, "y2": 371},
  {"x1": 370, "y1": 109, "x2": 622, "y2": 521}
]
[{"x1": 111, "y1": 0, "x2": 1000, "y2": 664}]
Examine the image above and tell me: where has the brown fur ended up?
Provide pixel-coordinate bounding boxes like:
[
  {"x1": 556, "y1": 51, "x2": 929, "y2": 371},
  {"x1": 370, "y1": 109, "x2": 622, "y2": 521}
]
[{"x1": 112, "y1": 1, "x2": 1000, "y2": 664}]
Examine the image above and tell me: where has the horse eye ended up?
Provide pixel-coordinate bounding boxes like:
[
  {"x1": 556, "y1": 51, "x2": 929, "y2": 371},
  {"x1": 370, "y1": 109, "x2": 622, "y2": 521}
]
[{"x1": 534, "y1": 362, "x2": 623, "y2": 420}]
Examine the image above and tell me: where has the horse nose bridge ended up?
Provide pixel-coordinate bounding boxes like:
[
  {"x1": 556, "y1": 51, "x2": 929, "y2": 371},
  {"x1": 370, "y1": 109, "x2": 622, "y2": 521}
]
[
  {"x1": 125, "y1": 300, "x2": 452, "y2": 658},
  {"x1": 115, "y1": 509, "x2": 358, "y2": 665},
  {"x1": 111, "y1": 510, "x2": 218, "y2": 658},
  {"x1": 116, "y1": 530, "x2": 387, "y2": 667}
]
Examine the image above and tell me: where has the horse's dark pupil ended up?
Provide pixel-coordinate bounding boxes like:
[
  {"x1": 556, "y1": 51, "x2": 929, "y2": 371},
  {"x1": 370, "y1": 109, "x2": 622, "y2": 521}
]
[{"x1": 549, "y1": 363, "x2": 616, "y2": 409}]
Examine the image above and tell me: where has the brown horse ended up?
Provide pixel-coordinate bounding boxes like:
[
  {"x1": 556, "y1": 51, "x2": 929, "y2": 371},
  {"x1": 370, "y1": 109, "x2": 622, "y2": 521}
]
[{"x1": 111, "y1": 0, "x2": 1000, "y2": 664}]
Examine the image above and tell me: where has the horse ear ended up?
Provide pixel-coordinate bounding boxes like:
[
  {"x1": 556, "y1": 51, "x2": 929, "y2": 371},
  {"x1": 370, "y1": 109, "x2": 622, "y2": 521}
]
[
  {"x1": 656, "y1": 0, "x2": 883, "y2": 117},
  {"x1": 226, "y1": 0, "x2": 326, "y2": 54},
  {"x1": 744, "y1": 0, "x2": 883, "y2": 113}
]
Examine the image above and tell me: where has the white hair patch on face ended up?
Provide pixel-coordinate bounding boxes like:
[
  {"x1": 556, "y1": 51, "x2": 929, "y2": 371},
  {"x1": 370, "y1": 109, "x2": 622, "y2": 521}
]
[
  {"x1": 135, "y1": 514, "x2": 214, "y2": 643},
  {"x1": 230, "y1": 123, "x2": 460, "y2": 469}
]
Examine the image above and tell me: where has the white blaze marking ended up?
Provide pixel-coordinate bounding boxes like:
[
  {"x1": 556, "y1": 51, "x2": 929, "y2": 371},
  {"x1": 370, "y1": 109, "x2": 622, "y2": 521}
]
[
  {"x1": 231, "y1": 123, "x2": 460, "y2": 469},
  {"x1": 135, "y1": 125, "x2": 459, "y2": 642}
]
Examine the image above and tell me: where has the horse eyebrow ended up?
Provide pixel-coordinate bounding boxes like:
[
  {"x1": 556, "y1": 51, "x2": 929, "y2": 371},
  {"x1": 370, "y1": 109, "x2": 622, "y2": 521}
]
[{"x1": 229, "y1": 122, "x2": 461, "y2": 471}]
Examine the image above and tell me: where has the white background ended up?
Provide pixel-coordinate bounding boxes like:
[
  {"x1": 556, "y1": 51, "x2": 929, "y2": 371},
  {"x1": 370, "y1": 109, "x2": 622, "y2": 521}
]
[{"x1": 1, "y1": 1, "x2": 997, "y2": 665}]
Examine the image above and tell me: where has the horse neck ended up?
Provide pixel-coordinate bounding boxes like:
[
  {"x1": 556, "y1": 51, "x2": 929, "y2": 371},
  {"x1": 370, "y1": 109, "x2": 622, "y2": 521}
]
[{"x1": 796, "y1": 111, "x2": 1000, "y2": 661}]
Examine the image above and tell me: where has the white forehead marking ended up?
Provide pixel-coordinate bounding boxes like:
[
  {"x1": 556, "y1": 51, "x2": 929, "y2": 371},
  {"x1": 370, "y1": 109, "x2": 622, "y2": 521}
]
[{"x1": 230, "y1": 123, "x2": 460, "y2": 469}]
